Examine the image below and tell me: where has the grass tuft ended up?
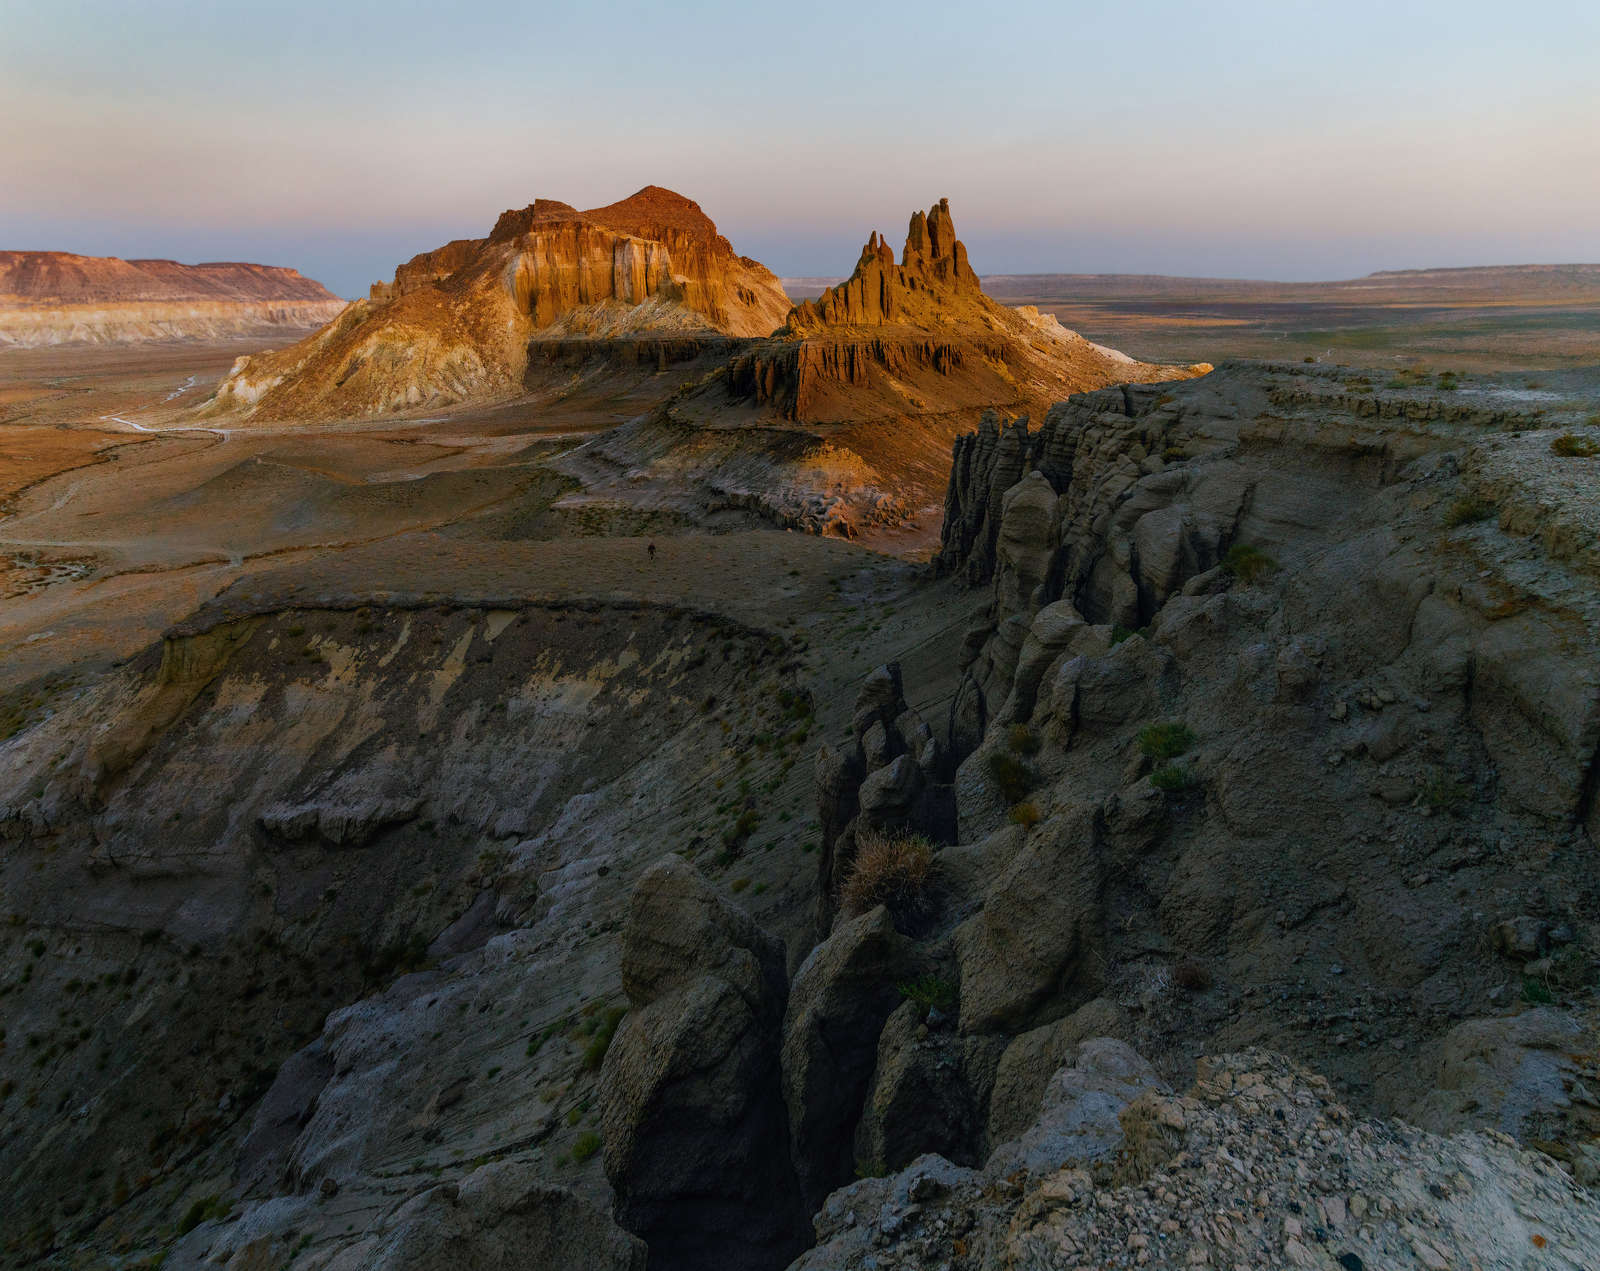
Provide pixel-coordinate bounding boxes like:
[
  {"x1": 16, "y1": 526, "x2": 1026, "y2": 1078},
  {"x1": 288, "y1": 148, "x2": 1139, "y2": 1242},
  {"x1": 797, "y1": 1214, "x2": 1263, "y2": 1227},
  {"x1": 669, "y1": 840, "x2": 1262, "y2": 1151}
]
[
  {"x1": 1138, "y1": 721, "x2": 1195, "y2": 761},
  {"x1": 841, "y1": 831, "x2": 934, "y2": 919},
  {"x1": 1222, "y1": 543, "x2": 1277, "y2": 584},
  {"x1": 985, "y1": 751, "x2": 1036, "y2": 802}
]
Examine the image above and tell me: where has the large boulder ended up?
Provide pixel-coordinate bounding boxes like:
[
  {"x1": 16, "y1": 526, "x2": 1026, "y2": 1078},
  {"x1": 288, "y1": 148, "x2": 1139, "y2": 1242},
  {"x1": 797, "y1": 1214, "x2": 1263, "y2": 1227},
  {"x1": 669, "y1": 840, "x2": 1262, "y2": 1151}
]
[
  {"x1": 599, "y1": 857, "x2": 805, "y2": 1271},
  {"x1": 955, "y1": 808, "x2": 1104, "y2": 1033},
  {"x1": 342, "y1": 1163, "x2": 646, "y2": 1270},
  {"x1": 986, "y1": 997, "x2": 1129, "y2": 1148},
  {"x1": 1408, "y1": 1008, "x2": 1600, "y2": 1153},
  {"x1": 781, "y1": 906, "x2": 913, "y2": 1213},
  {"x1": 985, "y1": 1037, "x2": 1168, "y2": 1178},
  {"x1": 853, "y1": 1001, "x2": 1001, "y2": 1175}
]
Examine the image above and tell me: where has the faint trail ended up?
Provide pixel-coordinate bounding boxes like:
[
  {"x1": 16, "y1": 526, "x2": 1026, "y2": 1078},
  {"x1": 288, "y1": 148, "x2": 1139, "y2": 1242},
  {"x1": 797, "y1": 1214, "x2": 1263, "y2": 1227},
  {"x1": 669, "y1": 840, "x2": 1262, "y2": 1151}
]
[{"x1": 100, "y1": 412, "x2": 231, "y2": 441}]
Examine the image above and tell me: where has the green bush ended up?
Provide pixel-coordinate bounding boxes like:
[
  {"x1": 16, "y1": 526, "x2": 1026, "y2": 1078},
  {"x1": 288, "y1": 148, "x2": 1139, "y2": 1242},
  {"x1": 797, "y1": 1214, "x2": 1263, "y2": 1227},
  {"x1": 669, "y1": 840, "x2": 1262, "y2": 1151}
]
[
  {"x1": 985, "y1": 751, "x2": 1035, "y2": 802},
  {"x1": 1521, "y1": 976, "x2": 1555, "y2": 1005},
  {"x1": 570, "y1": 1131, "x2": 602, "y2": 1164},
  {"x1": 1150, "y1": 764, "x2": 1198, "y2": 793},
  {"x1": 896, "y1": 974, "x2": 956, "y2": 1012},
  {"x1": 1138, "y1": 722, "x2": 1195, "y2": 760},
  {"x1": 1222, "y1": 544, "x2": 1277, "y2": 584},
  {"x1": 1420, "y1": 773, "x2": 1469, "y2": 813},
  {"x1": 721, "y1": 808, "x2": 759, "y2": 850},
  {"x1": 175, "y1": 1194, "x2": 231, "y2": 1236},
  {"x1": 580, "y1": 1006, "x2": 627, "y2": 1071}
]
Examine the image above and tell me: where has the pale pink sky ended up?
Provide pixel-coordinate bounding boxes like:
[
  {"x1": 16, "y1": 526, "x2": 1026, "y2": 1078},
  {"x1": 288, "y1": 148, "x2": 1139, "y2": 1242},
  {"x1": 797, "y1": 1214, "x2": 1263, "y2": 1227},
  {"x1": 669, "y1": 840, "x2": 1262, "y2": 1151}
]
[{"x1": 4, "y1": 0, "x2": 1597, "y2": 296}]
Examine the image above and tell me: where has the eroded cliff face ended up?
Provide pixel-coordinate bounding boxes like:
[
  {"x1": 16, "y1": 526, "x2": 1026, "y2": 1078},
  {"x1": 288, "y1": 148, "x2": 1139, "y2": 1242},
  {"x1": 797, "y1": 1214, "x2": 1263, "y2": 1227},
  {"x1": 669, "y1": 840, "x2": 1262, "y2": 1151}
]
[
  {"x1": 207, "y1": 187, "x2": 791, "y2": 420},
  {"x1": 0, "y1": 252, "x2": 345, "y2": 346},
  {"x1": 883, "y1": 359, "x2": 1600, "y2": 1078},
  {"x1": 773, "y1": 361, "x2": 1600, "y2": 1270},
  {"x1": 0, "y1": 592, "x2": 822, "y2": 1266}
]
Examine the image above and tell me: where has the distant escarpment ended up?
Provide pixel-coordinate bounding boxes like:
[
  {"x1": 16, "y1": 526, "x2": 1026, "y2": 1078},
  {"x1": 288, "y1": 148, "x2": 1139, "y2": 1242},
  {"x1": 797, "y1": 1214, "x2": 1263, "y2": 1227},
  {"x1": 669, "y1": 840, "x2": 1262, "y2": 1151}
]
[
  {"x1": 0, "y1": 252, "x2": 345, "y2": 346},
  {"x1": 206, "y1": 187, "x2": 791, "y2": 419}
]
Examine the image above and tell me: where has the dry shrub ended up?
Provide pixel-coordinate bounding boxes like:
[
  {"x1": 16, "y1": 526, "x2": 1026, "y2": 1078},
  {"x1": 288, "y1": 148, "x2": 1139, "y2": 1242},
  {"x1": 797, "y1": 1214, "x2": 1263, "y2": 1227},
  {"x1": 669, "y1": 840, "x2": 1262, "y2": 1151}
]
[
  {"x1": 842, "y1": 830, "x2": 934, "y2": 918},
  {"x1": 1113, "y1": 1091, "x2": 1186, "y2": 1185},
  {"x1": 1008, "y1": 801, "x2": 1042, "y2": 827},
  {"x1": 1550, "y1": 433, "x2": 1600, "y2": 458}
]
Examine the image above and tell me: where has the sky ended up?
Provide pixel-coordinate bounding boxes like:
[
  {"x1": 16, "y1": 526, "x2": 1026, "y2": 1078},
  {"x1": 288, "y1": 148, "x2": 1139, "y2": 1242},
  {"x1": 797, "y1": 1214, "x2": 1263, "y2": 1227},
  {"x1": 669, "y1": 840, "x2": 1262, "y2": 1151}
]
[{"x1": 3, "y1": 0, "x2": 1598, "y2": 298}]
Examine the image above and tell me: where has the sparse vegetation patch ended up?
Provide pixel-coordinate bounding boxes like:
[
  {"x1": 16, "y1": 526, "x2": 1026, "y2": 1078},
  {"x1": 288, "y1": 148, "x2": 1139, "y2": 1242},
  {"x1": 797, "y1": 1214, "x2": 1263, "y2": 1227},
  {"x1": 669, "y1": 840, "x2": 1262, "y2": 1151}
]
[
  {"x1": 841, "y1": 830, "x2": 934, "y2": 918},
  {"x1": 1222, "y1": 544, "x2": 1277, "y2": 584},
  {"x1": 985, "y1": 751, "x2": 1036, "y2": 802},
  {"x1": 1138, "y1": 721, "x2": 1195, "y2": 761},
  {"x1": 1550, "y1": 433, "x2": 1600, "y2": 457}
]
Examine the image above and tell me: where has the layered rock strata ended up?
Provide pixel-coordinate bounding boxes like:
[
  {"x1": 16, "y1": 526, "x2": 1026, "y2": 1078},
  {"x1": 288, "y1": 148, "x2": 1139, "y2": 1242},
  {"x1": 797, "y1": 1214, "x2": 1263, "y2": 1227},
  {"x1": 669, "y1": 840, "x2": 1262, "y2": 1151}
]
[{"x1": 0, "y1": 251, "x2": 344, "y2": 346}]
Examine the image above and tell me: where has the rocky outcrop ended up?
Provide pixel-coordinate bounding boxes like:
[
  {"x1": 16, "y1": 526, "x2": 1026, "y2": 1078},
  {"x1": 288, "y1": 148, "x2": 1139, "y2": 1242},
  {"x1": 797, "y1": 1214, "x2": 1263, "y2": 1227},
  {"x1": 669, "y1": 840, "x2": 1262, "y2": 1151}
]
[
  {"x1": 0, "y1": 251, "x2": 344, "y2": 345},
  {"x1": 781, "y1": 905, "x2": 915, "y2": 1213},
  {"x1": 599, "y1": 857, "x2": 805, "y2": 1271},
  {"x1": 933, "y1": 364, "x2": 1600, "y2": 838},
  {"x1": 954, "y1": 806, "x2": 1105, "y2": 1033},
  {"x1": 206, "y1": 187, "x2": 791, "y2": 420},
  {"x1": 723, "y1": 199, "x2": 1205, "y2": 428},
  {"x1": 852, "y1": 1000, "x2": 1003, "y2": 1176},
  {"x1": 983, "y1": 1036, "x2": 1167, "y2": 1178},
  {"x1": 791, "y1": 1047, "x2": 1600, "y2": 1271},
  {"x1": 813, "y1": 663, "x2": 952, "y2": 933},
  {"x1": 786, "y1": 199, "x2": 979, "y2": 332},
  {"x1": 175, "y1": 1162, "x2": 646, "y2": 1270},
  {"x1": 1409, "y1": 1008, "x2": 1600, "y2": 1155}
]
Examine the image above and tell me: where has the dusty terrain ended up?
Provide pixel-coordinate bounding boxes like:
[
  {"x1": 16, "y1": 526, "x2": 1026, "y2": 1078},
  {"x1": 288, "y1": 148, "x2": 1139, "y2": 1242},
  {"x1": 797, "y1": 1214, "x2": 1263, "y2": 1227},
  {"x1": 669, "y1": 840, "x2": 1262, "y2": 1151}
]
[
  {"x1": 981, "y1": 265, "x2": 1600, "y2": 372},
  {"x1": 1, "y1": 257, "x2": 1598, "y2": 1270}
]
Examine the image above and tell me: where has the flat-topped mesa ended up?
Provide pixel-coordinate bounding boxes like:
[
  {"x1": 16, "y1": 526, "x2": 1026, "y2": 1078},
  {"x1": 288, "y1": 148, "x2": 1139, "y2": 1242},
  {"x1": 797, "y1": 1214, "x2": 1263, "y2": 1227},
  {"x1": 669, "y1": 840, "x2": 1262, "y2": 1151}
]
[
  {"x1": 0, "y1": 251, "x2": 346, "y2": 346},
  {"x1": 209, "y1": 186, "x2": 792, "y2": 420},
  {"x1": 789, "y1": 197, "x2": 982, "y2": 332}
]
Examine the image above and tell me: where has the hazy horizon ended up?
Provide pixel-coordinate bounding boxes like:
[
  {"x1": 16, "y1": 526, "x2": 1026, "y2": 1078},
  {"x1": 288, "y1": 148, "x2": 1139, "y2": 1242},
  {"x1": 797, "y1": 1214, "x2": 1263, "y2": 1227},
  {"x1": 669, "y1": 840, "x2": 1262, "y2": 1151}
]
[{"x1": 5, "y1": 0, "x2": 1598, "y2": 298}]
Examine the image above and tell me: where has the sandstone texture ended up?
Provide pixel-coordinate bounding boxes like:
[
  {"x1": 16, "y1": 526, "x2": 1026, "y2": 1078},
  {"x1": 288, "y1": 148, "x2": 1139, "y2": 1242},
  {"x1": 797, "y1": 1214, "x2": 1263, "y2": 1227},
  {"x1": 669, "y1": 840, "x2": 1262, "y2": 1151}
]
[
  {"x1": 206, "y1": 187, "x2": 790, "y2": 420},
  {"x1": 0, "y1": 252, "x2": 345, "y2": 346}
]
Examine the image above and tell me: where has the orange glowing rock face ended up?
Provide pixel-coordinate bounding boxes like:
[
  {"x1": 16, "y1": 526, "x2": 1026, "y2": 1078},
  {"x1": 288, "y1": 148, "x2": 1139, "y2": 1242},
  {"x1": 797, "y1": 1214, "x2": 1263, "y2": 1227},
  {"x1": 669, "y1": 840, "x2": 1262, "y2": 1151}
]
[{"x1": 211, "y1": 186, "x2": 793, "y2": 421}]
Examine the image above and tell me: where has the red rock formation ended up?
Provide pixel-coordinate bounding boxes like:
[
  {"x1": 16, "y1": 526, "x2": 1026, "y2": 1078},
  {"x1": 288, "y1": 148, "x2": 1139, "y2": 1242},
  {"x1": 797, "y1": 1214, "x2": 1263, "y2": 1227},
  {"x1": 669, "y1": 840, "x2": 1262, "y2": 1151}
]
[
  {"x1": 726, "y1": 199, "x2": 1206, "y2": 429},
  {"x1": 789, "y1": 198, "x2": 980, "y2": 331},
  {"x1": 216, "y1": 187, "x2": 791, "y2": 420}
]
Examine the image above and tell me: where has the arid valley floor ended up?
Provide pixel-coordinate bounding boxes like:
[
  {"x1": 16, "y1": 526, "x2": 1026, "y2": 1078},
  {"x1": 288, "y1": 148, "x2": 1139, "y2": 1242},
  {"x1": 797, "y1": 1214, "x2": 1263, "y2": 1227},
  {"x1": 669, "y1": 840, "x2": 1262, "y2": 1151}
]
[{"x1": 3, "y1": 200, "x2": 1600, "y2": 1270}]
